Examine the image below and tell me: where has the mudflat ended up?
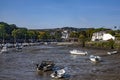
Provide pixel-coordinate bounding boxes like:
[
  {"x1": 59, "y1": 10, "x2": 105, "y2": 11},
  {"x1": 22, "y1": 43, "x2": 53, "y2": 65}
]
[{"x1": 0, "y1": 45, "x2": 120, "y2": 80}]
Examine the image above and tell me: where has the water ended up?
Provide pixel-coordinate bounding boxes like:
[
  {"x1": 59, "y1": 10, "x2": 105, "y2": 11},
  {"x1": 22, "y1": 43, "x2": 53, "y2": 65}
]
[{"x1": 0, "y1": 45, "x2": 120, "y2": 80}]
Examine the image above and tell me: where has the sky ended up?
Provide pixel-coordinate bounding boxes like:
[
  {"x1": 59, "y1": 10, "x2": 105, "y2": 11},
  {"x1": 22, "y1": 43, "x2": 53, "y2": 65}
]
[{"x1": 0, "y1": 0, "x2": 120, "y2": 29}]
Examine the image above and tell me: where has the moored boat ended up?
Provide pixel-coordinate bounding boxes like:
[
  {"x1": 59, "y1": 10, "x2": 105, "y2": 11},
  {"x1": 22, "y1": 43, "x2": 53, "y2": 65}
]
[
  {"x1": 107, "y1": 51, "x2": 117, "y2": 55},
  {"x1": 16, "y1": 45, "x2": 23, "y2": 50},
  {"x1": 36, "y1": 60, "x2": 55, "y2": 72},
  {"x1": 50, "y1": 69, "x2": 65, "y2": 79},
  {"x1": 89, "y1": 55, "x2": 101, "y2": 62},
  {"x1": 1, "y1": 46, "x2": 8, "y2": 53},
  {"x1": 70, "y1": 49, "x2": 88, "y2": 55}
]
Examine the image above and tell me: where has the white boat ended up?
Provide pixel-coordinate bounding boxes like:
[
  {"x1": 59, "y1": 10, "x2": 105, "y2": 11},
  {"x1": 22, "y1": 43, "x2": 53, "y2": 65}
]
[
  {"x1": 89, "y1": 55, "x2": 101, "y2": 62},
  {"x1": 16, "y1": 45, "x2": 23, "y2": 50},
  {"x1": 50, "y1": 69, "x2": 65, "y2": 79},
  {"x1": 70, "y1": 49, "x2": 88, "y2": 55},
  {"x1": 107, "y1": 51, "x2": 117, "y2": 55},
  {"x1": 1, "y1": 46, "x2": 8, "y2": 53}
]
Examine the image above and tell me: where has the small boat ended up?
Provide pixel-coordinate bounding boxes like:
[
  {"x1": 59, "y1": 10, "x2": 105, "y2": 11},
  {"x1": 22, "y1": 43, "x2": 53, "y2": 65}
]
[
  {"x1": 70, "y1": 49, "x2": 88, "y2": 55},
  {"x1": 89, "y1": 55, "x2": 101, "y2": 62},
  {"x1": 36, "y1": 60, "x2": 55, "y2": 72},
  {"x1": 50, "y1": 69, "x2": 65, "y2": 79},
  {"x1": 107, "y1": 51, "x2": 117, "y2": 55},
  {"x1": 16, "y1": 45, "x2": 23, "y2": 50},
  {"x1": 1, "y1": 46, "x2": 8, "y2": 53}
]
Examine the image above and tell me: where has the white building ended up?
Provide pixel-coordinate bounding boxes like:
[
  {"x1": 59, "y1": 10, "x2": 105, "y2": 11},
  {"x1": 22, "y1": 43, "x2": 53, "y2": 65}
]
[
  {"x1": 61, "y1": 30, "x2": 69, "y2": 39},
  {"x1": 91, "y1": 31, "x2": 115, "y2": 41},
  {"x1": 103, "y1": 33, "x2": 115, "y2": 41}
]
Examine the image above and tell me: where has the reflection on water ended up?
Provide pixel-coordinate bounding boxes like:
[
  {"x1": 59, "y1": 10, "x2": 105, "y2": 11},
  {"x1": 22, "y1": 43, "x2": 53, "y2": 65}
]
[{"x1": 0, "y1": 45, "x2": 120, "y2": 80}]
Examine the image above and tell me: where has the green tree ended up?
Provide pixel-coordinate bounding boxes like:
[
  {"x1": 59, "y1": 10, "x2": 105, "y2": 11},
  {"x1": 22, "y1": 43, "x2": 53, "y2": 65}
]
[
  {"x1": 94, "y1": 28, "x2": 108, "y2": 32},
  {"x1": 107, "y1": 30, "x2": 115, "y2": 36},
  {"x1": 54, "y1": 31, "x2": 62, "y2": 41},
  {"x1": 12, "y1": 28, "x2": 27, "y2": 42},
  {"x1": 38, "y1": 31, "x2": 50, "y2": 41},
  {"x1": 69, "y1": 31, "x2": 79, "y2": 38},
  {"x1": 79, "y1": 34, "x2": 86, "y2": 47},
  {"x1": 0, "y1": 24, "x2": 6, "y2": 43},
  {"x1": 108, "y1": 39, "x2": 115, "y2": 49},
  {"x1": 0, "y1": 22, "x2": 18, "y2": 42},
  {"x1": 12, "y1": 29, "x2": 19, "y2": 43},
  {"x1": 27, "y1": 30, "x2": 36, "y2": 42},
  {"x1": 86, "y1": 28, "x2": 95, "y2": 41}
]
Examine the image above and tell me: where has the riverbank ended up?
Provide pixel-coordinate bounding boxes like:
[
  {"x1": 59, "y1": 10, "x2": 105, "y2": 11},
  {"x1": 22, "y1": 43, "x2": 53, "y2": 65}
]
[
  {"x1": 1, "y1": 41, "x2": 120, "y2": 52},
  {"x1": 55, "y1": 41, "x2": 120, "y2": 51}
]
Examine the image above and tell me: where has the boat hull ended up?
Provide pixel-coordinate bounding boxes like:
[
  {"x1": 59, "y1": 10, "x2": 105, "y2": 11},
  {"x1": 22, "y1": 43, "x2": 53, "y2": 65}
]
[
  {"x1": 70, "y1": 50, "x2": 87, "y2": 55},
  {"x1": 89, "y1": 55, "x2": 101, "y2": 62},
  {"x1": 107, "y1": 51, "x2": 117, "y2": 55},
  {"x1": 50, "y1": 69, "x2": 65, "y2": 79}
]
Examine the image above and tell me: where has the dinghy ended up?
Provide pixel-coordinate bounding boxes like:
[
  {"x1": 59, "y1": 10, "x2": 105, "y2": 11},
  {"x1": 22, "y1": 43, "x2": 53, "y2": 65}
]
[
  {"x1": 50, "y1": 69, "x2": 65, "y2": 79},
  {"x1": 89, "y1": 55, "x2": 101, "y2": 62},
  {"x1": 16, "y1": 45, "x2": 23, "y2": 50},
  {"x1": 1, "y1": 46, "x2": 8, "y2": 53},
  {"x1": 107, "y1": 51, "x2": 117, "y2": 55},
  {"x1": 36, "y1": 60, "x2": 55, "y2": 72}
]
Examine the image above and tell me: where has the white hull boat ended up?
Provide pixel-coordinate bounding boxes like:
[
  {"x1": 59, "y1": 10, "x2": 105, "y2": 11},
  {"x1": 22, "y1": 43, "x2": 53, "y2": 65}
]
[
  {"x1": 50, "y1": 69, "x2": 65, "y2": 79},
  {"x1": 107, "y1": 51, "x2": 117, "y2": 55},
  {"x1": 16, "y1": 45, "x2": 23, "y2": 50},
  {"x1": 89, "y1": 55, "x2": 101, "y2": 62},
  {"x1": 70, "y1": 49, "x2": 88, "y2": 55},
  {"x1": 1, "y1": 46, "x2": 8, "y2": 53}
]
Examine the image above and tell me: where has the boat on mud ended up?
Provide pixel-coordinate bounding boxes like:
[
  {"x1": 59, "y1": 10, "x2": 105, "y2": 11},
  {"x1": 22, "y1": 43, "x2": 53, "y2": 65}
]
[
  {"x1": 36, "y1": 60, "x2": 55, "y2": 72},
  {"x1": 16, "y1": 45, "x2": 23, "y2": 50},
  {"x1": 50, "y1": 69, "x2": 66, "y2": 79},
  {"x1": 89, "y1": 55, "x2": 101, "y2": 62},
  {"x1": 70, "y1": 49, "x2": 88, "y2": 55},
  {"x1": 107, "y1": 51, "x2": 117, "y2": 55},
  {"x1": 1, "y1": 46, "x2": 8, "y2": 53}
]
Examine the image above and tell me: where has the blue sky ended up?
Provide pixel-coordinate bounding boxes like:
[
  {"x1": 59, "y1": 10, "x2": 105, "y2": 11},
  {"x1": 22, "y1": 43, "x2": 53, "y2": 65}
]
[{"x1": 0, "y1": 0, "x2": 120, "y2": 29}]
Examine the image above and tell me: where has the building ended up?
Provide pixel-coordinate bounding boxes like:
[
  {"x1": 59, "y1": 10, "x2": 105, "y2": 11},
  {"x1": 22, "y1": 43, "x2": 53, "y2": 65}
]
[
  {"x1": 61, "y1": 30, "x2": 69, "y2": 39},
  {"x1": 91, "y1": 31, "x2": 115, "y2": 41},
  {"x1": 102, "y1": 33, "x2": 115, "y2": 41}
]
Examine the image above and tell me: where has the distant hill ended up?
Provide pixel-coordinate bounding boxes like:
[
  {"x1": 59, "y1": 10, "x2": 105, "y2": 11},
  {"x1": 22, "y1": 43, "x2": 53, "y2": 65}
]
[
  {"x1": 61, "y1": 27, "x2": 89, "y2": 31},
  {"x1": 30, "y1": 27, "x2": 90, "y2": 32}
]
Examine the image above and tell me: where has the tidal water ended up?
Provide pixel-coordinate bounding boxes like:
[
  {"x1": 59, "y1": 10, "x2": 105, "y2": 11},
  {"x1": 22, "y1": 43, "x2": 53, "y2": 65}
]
[{"x1": 0, "y1": 45, "x2": 120, "y2": 80}]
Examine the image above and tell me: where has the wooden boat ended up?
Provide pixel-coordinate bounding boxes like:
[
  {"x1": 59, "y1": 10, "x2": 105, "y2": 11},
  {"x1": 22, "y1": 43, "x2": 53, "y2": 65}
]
[{"x1": 36, "y1": 60, "x2": 55, "y2": 72}]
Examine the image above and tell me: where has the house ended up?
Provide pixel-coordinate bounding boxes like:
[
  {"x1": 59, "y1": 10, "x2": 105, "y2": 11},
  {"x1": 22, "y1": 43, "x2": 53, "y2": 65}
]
[
  {"x1": 61, "y1": 30, "x2": 69, "y2": 39},
  {"x1": 103, "y1": 33, "x2": 115, "y2": 40},
  {"x1": 91, "y1": 31, "x2": 115, "y2": 41}
]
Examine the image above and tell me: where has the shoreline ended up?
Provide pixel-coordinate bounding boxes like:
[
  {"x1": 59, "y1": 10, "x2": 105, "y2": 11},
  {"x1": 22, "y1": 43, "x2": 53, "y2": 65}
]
[
  {"x1": 55, "y1": 42, "x2": 120, "y2": 51},
  {"x1": 1, "y1": 42, "x2": 120, "y2": 52}
]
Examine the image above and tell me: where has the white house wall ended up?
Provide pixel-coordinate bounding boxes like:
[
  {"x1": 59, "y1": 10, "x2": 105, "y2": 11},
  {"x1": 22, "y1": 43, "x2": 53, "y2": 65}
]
[
  {"x1": 103, "y1": 34, "x2": 115, "y2": 41},
  {"x1": 91, "y1": 31, "x2": 115, "y2": 41}
]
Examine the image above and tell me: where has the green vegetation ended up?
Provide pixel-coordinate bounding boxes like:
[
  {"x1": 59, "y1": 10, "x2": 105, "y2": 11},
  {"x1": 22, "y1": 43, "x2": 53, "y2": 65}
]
[{"x1": 0, "y1": 21, "x2": 120, "y2": 50}]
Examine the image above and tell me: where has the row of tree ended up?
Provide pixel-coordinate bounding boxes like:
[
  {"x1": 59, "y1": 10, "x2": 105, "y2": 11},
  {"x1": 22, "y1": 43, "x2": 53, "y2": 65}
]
[
  {"x1": 0, "y1": 22, "x2": 120, "y2": 44},
  {"x1": 0, "y1": 22, "x2": 63, "y2": 43}
]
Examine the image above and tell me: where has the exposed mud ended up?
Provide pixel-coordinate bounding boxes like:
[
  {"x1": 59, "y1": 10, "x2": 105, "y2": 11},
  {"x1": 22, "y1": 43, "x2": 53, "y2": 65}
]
[{"x1": 0, "y1": 45, "x2": 120, "y2": 80}]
